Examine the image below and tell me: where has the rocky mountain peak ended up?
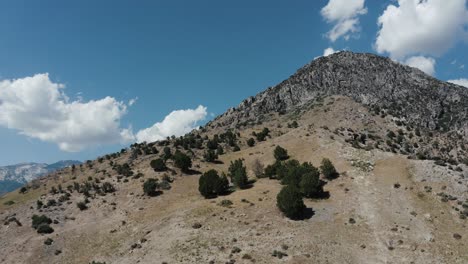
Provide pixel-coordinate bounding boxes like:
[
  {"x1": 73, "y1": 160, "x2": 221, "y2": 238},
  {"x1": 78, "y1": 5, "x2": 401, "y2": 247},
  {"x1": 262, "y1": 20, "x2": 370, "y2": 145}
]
[{"x1": 209, "y1": 52, "x2": 468, "y2": 136}]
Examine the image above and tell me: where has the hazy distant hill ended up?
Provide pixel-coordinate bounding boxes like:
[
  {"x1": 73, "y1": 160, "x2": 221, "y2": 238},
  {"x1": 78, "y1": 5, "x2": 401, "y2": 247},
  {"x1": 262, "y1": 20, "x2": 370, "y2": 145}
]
[{"x1": 0, "y1": 160, "x2": 82, "y2": 195}]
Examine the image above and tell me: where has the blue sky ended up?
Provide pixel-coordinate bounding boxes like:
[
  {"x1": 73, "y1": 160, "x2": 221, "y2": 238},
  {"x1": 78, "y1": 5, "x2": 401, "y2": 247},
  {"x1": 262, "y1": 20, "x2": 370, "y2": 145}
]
[{"x1": 0, "y1": 0, "x2": 467, "y2": 165}]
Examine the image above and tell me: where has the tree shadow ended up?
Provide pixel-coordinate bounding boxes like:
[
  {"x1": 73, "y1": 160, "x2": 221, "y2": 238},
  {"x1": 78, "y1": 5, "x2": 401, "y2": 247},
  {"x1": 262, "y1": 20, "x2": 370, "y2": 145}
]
[
  {"x1": 211, "y1": 160, "x2": 224, "y2": 165},
  {"x1": 147, "y1": 190, "x2": 163, "y2": 197},
  {"x1": 184, "y1": 169, "x2": 202, "y2": 175},
  {"x1": 311, "y1": 191, "x2": 330, "y2": 200},
  {"x1": 290, "y1": 208, "x2": 315, "y2": 221}
]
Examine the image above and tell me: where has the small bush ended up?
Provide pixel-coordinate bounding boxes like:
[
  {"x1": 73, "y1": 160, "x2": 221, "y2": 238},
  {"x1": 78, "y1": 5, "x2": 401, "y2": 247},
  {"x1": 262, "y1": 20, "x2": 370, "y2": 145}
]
[
  {"x1": 216, "y1": 145, "x2": 224, "y2": 155},
  {"x1": 274, "y1": 146, "x2": 289, "y2": 161},
  {"x1": 32, "y1": 215, "x2": 54, "y2": 234},
  {"x1": 276, "y1": 185, "x2": 306, "y2": 219},
  {"x1": 247, "y1": 138, "x2": 255, "y2": 147},
  {"x1": 32, "y1": 215, "x2": 52, "y2": 229},
  {"x1": 320, "y1": 158, "x2": 338, "y2": 180},
  {"x1": 77, "y1": 202, "x2": 88, "y2": 211},
  {"x1": 102, "y1": 182, "x2": 115, "y2": 193},
  {"x1": 173, "y1": 151, "x2": 192, "y2": 173},
  {"x1": 150, "y1": 158, "x2": 167, "y2": 172},
  {"x1": 143, "y1": 178, "x2": 160, "y2": 196},
  {"x1": 37, "y1": 224, "x2": 54, "y2": 234},
  {"x1": 254, "y1": 127, "x2": 270, "y2": 141},
  {"x1": 19, "y1": 186, "x2": 28, "y2": 194},
  {"x1": 44, "y1": 238, "x2": 53, "y2": 245},
  {"x1": 203, "y1": 149, "x2": 218, "y2": 163}
]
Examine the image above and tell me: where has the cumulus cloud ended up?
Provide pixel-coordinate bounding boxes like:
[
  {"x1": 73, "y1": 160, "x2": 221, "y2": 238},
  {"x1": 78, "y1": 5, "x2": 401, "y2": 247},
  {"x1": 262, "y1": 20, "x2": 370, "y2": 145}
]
[
  {"x1": 375, "y1": 0, "x2": 468, "y2": 59},
  {"x1": 323, "y1": 47, "x2": 338, "y2": 57},
  {"x1": 404, "y1": 56, "x2": 436, "y2": 76},
  {"x1": 321, "y1": 0, "x2": 368, "y2": 42},
  {"x1": 0, "y1": 73, "x2": 133, "y2": 152},
  {"x1": 448, "y1": 78, "x2": 468, "y2": 88},
  {"x1": 136, "y1": 105, "x2": 207, "y2": 143}
]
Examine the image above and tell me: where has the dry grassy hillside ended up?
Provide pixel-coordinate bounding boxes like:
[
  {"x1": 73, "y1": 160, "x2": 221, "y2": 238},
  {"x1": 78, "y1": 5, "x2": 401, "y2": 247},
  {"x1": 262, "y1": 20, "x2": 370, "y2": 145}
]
[{"x1": 1, "y1": 96, "x2": 467, "y2": 264}]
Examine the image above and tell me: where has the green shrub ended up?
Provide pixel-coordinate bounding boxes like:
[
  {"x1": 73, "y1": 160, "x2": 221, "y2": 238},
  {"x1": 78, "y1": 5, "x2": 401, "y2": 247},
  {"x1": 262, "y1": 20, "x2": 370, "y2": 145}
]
[
  {"x1": 114, "y1": 163, "x2": 134, "y2": 177},
  {"x1": 150, "y1": 158, "x2": 167, "y2": 172},
  {"x1": 228, "y1": 159, "x2": 249, "y2": 189},
  {"x1": 276, "y1": 185, "x2": 305, "y2": 219},
  {"x1": 280, "y1": 161, "x2": 316, "y2": 186},
  {"x1": 320, "y1": 158, "x2": 338, "y2": 180},
  {"x1": 32, "y1": 215, "x2": 54, "y2": 234},
  {"x1": 102, "y1": 182, "x2": 115, "y2": 193},
  {"x1": 173, "y1": 151, "x2": 192, "y2": 173},
  {"x1": 77, "y1": 202, "x2": 88, "y2": 211},
  {"x1": 300, "y1": 170, "x2": 322, "y2": 198},
  {"x1": 216, "y1": 145, "x2": 224, "y2": 155},
  {"x1": 254, "y1": 127, "x2": 270, "y2": 141},
  {"x1": 37, "y1": 224, "x2": 54, "y2": 234},
  {"x1": 162, "y1": 147, "x2": 172, "y2": 160},
  {"x1": 32, "y1": 215, "x2": 52, "y2": 229},
  {"x1": 206, "y1": 139, "x2": 219, "y2": 150},
  {"x1": 143, "y1": 178, "x2": 160, "y2": 196},
  {"x1": 198, "y1": 170, "x2": 229, "y2": 198},
  {"x1": 274, "y1": 146, "x2": 289, "y2": 161},
  {"x1": 247, "y1": 138, "x2": 255, "y2": 147},
  {"x1": 203, "y1": 149, "x2": 218, "y2": 163}
]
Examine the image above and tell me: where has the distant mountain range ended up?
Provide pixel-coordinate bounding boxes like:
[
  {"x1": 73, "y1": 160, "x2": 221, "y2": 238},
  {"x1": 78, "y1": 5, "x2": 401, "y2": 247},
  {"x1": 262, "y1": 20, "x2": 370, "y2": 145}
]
[{"x1": 0, "y1": 160, "x2": 82, "y2": 195}]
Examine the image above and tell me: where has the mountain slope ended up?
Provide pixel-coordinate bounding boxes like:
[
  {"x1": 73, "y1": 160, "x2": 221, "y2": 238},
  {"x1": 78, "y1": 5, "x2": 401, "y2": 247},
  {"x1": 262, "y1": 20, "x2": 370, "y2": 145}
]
[
  {"x1": 0, "y1": 52, "x2": 467, "y2": 264},
  {"x1": 0, "y1": 160, "x2": 82, "y2": 195}
]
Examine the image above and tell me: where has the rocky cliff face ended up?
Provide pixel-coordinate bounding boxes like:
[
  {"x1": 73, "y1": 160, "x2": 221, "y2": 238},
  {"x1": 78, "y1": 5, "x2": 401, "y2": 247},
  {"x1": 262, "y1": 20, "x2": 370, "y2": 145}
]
[{"x1": 209, "y1": 52, "x2": 468, "y2": 135}]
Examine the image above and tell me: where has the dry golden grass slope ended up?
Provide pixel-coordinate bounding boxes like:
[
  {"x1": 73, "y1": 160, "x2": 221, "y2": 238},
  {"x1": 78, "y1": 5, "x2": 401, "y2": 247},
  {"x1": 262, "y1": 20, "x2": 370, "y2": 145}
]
[{"x1": 0, "y1": 96, "x2": 467, "y2": 264}]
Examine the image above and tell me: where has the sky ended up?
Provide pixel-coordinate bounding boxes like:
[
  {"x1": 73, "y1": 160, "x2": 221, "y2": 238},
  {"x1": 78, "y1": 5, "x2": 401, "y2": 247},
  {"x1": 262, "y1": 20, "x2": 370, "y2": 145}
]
[{"x1": 0, "y1": 0, "x2": 467, "y2": 166}]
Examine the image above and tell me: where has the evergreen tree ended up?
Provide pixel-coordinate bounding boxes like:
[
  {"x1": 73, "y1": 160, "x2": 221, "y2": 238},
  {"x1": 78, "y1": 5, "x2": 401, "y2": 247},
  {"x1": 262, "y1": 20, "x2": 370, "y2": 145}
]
[
  {"x1": 228, "y1": 159, "x2": 249, "y2": 189},
  {"x1": 173, "y1": 151, "x2": 192, "y2": 173},
  {"x1": 150, "y1": 158, "x2": 167, "y2": 172},
  {"x1": 300, "y1": 170, "x2": 322, "y2": 198},
  {"x1": 247, "y1": 138, "x2": 255, "y2": 147},
  {"x1": 274, "y1": 146, "x2": 289, "y2": 161},
  {"x1": 198, "y1": 170, "x2": 229, "y2": 198},
  {"x1": 320, "y1": 158, "x2": 338, "y2": 180},
  {"x1": 276, "y1": 185, "x2": 306, "y2": 219},
  {"x1": 203, "y1": 149, "x2": 218, "y2": 163},
  {"x1": 143, "y1": 178, "x2": 160, "y2": 196}
]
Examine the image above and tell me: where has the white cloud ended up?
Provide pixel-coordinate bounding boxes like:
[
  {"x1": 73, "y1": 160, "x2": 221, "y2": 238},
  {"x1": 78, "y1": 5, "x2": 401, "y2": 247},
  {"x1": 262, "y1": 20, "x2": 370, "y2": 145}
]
[
  {"x1": 136, "y1": 105, "x2": 207, "y2": 143},
  {"x1": 321, "y1": 0, "x2": 367, "y2": 42},
  {"x1": 404, "y1": 56, "x2": 436, "y2": 76},
  {"x1": 375, "y1": 0, "x2": 468, "y2": 59},
  {"x1": 0, "y1": 73, "x2": 133, "y2": 152},
  {"x1": 323, "y1": 47, "x2": 338, "y2": 56},
  {"x1": 128, "y1": 97, "x2": 138, "y2": 106},
  {"x1": 448, "y1": 78, "x2": 468, "y2": 88}
]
